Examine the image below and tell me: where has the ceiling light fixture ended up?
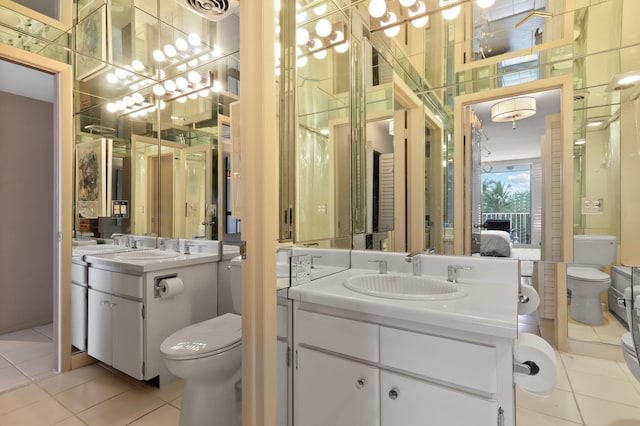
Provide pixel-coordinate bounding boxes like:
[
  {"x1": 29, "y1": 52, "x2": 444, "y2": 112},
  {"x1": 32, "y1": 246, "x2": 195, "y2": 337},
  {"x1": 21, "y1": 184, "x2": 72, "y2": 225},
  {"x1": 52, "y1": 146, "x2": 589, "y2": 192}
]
[{"x1": 490, "y1": 97, "x2": 536, "y2": 129}]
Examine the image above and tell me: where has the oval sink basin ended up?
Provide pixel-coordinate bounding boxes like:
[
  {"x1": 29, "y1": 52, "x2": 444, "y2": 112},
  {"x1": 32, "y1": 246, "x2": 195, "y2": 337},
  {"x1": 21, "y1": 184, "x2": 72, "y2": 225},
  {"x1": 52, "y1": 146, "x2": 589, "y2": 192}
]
[
  {"x1": 115, "y1": 250, "x2": 180, "y2": 260},
  {"x1": 343, "y1": 274, "x2": 466, "y2": 301}
]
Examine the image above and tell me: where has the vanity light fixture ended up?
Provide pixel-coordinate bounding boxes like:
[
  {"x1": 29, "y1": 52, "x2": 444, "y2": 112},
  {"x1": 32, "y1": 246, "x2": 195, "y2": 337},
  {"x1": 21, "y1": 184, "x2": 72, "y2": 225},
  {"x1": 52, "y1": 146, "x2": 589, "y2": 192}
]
[
  {"x1": 605, "y1": 70, "x2": 640, "y2": 92},
  {"x1": 297, "y1": 21, "x2": 349, "y2": 60}
]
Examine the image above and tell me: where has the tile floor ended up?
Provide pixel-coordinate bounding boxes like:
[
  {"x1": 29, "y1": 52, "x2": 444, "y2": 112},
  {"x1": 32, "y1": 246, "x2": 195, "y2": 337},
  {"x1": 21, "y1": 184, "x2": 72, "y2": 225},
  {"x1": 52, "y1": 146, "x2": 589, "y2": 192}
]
[
  {"x1": 568, "y1": 308, "x2": 628, "y2": 346},
  {"x1": 1, "y1": 324, "x2": 640, "y2": 425}
]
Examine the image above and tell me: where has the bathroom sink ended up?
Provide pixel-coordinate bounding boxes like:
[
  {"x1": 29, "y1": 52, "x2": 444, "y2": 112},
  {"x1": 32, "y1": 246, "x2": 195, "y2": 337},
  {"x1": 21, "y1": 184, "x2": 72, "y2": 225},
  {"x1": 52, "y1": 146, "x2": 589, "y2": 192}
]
[
  {"x1": 73, "y1": 245, "x2": 128, "y2": 255},
  {"x1": 115, "y1": 250, "x2": 180, "y2": 260},
  {"x1": 343, "y1": 274, "x2": 466, "y2": 301}
]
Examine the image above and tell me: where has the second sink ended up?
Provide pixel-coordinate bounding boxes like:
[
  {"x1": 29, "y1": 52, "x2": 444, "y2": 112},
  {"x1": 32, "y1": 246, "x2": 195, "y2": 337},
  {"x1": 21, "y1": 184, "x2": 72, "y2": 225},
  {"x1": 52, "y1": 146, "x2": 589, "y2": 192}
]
[{"x1": 343, "y1": 274, "x2": 466, "y2": 301}]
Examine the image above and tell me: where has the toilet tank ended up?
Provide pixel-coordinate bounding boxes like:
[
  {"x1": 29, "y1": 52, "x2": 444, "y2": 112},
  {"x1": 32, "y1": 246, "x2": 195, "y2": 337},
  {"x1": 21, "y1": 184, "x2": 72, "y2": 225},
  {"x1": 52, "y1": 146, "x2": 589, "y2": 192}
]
[
  {"x1": 574, "y1": 235, "x2": 617, "y2": 265},
  {"x1": 229, "y1": 256, "x2": 243, "y2": 314}
]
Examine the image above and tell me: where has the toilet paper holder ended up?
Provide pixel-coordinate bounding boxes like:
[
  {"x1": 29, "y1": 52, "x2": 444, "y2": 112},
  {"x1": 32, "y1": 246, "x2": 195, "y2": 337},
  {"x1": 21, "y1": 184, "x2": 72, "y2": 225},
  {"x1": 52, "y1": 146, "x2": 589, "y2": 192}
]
[
  {"x1": 514, "y1": 360, "x2": 540, "y2": 376},
  {"x1": 154, "y1": 273, "x2": 178, "y2": 298}
]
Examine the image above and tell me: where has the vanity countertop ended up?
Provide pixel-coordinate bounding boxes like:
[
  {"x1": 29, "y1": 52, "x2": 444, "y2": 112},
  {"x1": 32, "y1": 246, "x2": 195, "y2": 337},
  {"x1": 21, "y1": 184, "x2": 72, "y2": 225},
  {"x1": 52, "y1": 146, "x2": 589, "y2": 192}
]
[
  {"x1": 85, "y1": 250, "x2": 220, "y2": 274},
  {"x1": 288, "y1": 267, "x2": 519, "y2": 339}
]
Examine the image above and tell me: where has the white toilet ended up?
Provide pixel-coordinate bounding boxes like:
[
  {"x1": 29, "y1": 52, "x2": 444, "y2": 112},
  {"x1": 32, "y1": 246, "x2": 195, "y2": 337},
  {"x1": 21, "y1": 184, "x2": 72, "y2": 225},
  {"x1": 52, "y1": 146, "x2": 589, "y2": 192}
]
[
  {"x1": 161, "y1": 256, "x2": 243, "y2": 426},
  {"x1": 567, "y1": 235, "x2": 617, "y2": 325},
  {"x1": 622, "y1": 287, "x2": 640, "y2": 381}
]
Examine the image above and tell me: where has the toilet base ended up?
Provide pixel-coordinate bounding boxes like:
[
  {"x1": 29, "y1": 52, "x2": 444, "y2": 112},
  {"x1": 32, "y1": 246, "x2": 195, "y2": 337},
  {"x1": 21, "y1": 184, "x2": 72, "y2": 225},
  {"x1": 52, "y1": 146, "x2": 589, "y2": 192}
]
[
  {"x1": 179, "y1": 369, "x2": 242, "y2": 426},
  {"x1": 569, "y1": 296, "x2": 604, "y2": 325}
]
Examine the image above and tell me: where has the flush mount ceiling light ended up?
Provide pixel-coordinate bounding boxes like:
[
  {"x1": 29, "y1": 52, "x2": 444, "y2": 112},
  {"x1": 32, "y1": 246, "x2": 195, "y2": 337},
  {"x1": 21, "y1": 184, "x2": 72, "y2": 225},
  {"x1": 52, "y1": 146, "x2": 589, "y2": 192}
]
[
  {"x1": 491, "y1": 97, "x2": 536, "y2": 129},
  {"x1": 605, "y1": 70, "x2": 640, "y2": 92}
]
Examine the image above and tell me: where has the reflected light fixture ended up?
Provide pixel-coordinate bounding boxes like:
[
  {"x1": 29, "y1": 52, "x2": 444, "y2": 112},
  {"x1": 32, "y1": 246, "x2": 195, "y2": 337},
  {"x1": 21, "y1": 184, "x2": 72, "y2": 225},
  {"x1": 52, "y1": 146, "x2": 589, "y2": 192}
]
[
  {"x1": 490, "y1": 97, "x2": 536, "y2": 129},
  {"x1": 440, "y1": 0, "x2": 461, "y2": 20},
  {"x1": 476, "y1": 0, "x2": 495, "y2": 8}
]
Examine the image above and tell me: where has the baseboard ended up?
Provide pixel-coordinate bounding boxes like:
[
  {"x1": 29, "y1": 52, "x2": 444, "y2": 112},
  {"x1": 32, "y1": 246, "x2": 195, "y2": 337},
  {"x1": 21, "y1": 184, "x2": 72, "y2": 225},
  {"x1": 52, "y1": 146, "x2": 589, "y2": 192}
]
[{"x1": 567, "y1": 338, "x2": 625, "y2": 362}]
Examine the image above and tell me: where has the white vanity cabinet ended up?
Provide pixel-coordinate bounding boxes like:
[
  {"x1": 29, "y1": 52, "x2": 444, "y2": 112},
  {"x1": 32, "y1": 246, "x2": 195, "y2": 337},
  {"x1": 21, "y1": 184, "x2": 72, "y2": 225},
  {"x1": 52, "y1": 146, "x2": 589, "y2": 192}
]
[
  {"x1": 293, "y1": 304, "x2": 510, "y2": 426},
  {"x1": 85, "y1": 255, "x2": 219, "y2": 385},
  {"x1": 87, "y1": 269, "x2": 144, "y2": 379}
]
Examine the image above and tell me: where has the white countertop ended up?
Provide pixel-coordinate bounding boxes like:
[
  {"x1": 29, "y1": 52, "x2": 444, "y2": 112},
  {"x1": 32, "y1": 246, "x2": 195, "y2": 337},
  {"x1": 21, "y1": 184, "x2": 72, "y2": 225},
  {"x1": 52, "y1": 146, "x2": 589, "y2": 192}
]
[
  {"x1": 85, "y1": 250, "x2": 220, "y2": 274},
  {"x1": 288, "y1": 268, "x2": 519, "y2": 339}
]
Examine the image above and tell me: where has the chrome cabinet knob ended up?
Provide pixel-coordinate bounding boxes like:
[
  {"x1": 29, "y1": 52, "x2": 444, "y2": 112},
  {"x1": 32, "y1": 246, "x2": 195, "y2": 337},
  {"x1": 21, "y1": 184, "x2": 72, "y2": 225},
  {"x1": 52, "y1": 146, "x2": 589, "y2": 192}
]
[
  {"x1": 388, "y1": 388, "x2": 399, "y2": 400},
  {"x1": 356, "y1": 378, "x2": 366, "y2": 389}
]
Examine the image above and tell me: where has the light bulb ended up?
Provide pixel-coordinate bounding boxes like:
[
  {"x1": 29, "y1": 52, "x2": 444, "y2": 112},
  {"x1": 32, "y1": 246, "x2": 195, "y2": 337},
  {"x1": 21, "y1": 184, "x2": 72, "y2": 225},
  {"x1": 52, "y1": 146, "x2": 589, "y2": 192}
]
[
  {"x1": 313, "y1": 48, "x2": 327, "y2": 59},
  {"x1": 315, "y1": 18, "x2": 332, "y2": 37},
  {"x1": 212, "y1": 45, "x2": 222, "y2": 57},
  {"x1": 382, "y1": 12, "x2": 400, "y2": 37},
  {"x1": 115, "y1": 100, "x2": 126, "y2": 110},
  {"x1": 106, "y1": 102, "x2": 118, "y2": 112},
  {"x1": 313, "y1": 4, "x2": 327, "y2": 15},
  {"x1": 123, "y1": 96, "x2": 134, "y2": 107},
  {"x1": 159, "y1": 100, "x2": 166, "y2": 110},
  {"x1": 106, "y1": 73, "x2": 118, "y2": 84},
  {"x1": 211, "y1": 80, "x2": 222, "y2": 93},
  {"x1": 132, "y1": 93, "x2": 144, "y2": 104},
  {"x1": 188, "y1": 92, "x2": 198, "y2": 99},
  {"x1": 188, "y1": 71, "x2": 202, "y2": 84},
  {"x1": 199, "y1": 53, "x2": 209, "y2": 62},
  {"x1": 199, "y1": 88, "x2": 210, "y2": 97},
  {"x1": 138, "y1": 109, "x2": 147, "y2": 116},
  {"x1": 115, "y1": 68, "x2": 127, "y2": 79},
  {"x1": 440, "y1": 0, "x2": 460, "y2": 20},
  {"x1": 187, "y1": 33, "x2": 201, "y2": 47},
  {"x1": 188, "y1": 58, "x2": 198, "y2": 67},
  {"x1": 368, "y1": 0, "x2": 386, "y2": 18},
  {"x1": 297, "y1": 55, "x2": 308, "y2": 67},
  {"x1": 399, "y1": 0, "x2": 415, "y2": 7},
  {"x1": 176, "y1": 96, "x2": 187, "y2": 103},
  {"x1": 153, "y1": 84, "x2": 166, "y2": 96},
  {"x1": 409, "y1": 1, "x2": 428, "y2": 28},
  {"x1": 332, "y1": 31, "x2": 349, "y2": 53},
  {"x1": 152, "y1": 49, "x2": 166, "y2": 62},
  {"x1": 276, "y1": 67, "x2": 281, "y2": 76},
  {"x1": 131, "y1": 60, "x2": 145, "y2": 72},
  {"x1": 275, "y1": 42, "x2": 281, "y2": 59},
  {"x1": 175, "y1": 38, "x2": 189, "y2": 51},
  {"x1": 177, "y1": 63, "x2": 187, "y2": 72},
  {"x1": 297, "y1": 11, "x2": 307, "y2": 22},
  {"x1": 164, "y1": 44, "x2": 177, "y2": 58},
  {"x1": 164, "y1": 80, "x2": 177, "y2": 92},
  {"x1": 147, "y1": 106, "x2": 156, "y2": 113},
  {"x1": 130, "y1": 112, "x2": 138, "y2": 118},
  {"x1": 129, "y1": 83, "x2": 139, "y2": 90},
  {"x1": 297, "y1": 27, "x2": 310, "y2": 45},
  {"x1": 176, "y1": 77, "x2": 189, "y2": 90},
  {"x1": 476, "y1": 0, "x2": 495, "y2": 8}
]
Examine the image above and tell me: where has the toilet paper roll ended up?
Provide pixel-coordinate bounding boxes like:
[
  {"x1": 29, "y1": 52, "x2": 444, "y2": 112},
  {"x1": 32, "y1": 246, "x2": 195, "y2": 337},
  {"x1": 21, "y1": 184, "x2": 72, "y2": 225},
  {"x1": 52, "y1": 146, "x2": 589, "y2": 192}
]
[
  {"x1": 158, "y1": 277, "x2": 184, "y2": 299},
  {"x1": 514, "y1": 332, "x2": 557, "y2": 395},
  {"x1": 518, "y1": 284, "x2": 540, "y2": 315}
]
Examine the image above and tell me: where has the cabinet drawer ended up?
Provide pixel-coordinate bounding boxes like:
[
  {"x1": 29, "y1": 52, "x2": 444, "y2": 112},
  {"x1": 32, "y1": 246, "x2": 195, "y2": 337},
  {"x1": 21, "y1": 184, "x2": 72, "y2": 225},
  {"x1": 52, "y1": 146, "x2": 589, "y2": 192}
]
[
  {"x1": 380, "y1": 327, "x2": 497, "y2": 393},
  {"x1": 71, "y1": 263, "x2": 87, "y2": 284},
  {"x1": 296, "y1": 309, "x2": 379, "y2": 362},
  {"x1": 89, "y1": 268, "x2": 143, "y2": 299}
]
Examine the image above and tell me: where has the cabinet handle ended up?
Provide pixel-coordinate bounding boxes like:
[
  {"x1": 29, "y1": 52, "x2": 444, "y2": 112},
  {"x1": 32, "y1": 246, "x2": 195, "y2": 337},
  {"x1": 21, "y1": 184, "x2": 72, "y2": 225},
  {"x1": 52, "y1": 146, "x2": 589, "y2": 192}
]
[
  {"x1": 110, "y1": 302, "x2": 117, "y2": 308},
  {"x1": 101, "y1": 300, "x2": 110, "y2": 306},
  {"x1": 356, "y1": 378, "x2": 366, "y2": 389},
  {"x1": 388, "y1": 388, "x2": 399, "y2": 400}
]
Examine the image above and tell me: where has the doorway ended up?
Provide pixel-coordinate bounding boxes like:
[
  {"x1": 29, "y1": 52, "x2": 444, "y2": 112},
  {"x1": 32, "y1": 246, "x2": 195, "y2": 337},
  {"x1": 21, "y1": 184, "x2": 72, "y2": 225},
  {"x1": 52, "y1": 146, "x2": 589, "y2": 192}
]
[{"x1": 0, "y1": 58, "x2": 60, "y2": 392}]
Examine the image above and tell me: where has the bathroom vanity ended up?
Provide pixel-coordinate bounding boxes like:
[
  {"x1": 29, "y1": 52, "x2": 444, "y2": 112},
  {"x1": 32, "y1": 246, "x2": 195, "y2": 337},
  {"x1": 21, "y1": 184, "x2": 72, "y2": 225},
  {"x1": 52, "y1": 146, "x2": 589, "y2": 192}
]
[
  {"x1": 286, "y1": 252, "x2": 521, "y2": 426},
  {"x1": 84, "y1": 248, "x2": 221, "y2": 385}
]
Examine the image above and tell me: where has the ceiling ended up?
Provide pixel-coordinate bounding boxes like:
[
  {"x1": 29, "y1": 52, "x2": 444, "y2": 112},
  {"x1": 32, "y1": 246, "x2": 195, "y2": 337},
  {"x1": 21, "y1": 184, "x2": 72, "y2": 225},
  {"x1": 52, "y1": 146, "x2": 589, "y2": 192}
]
[{"x1": 470, "y1": 88, "x2": 561, "y2": 163}]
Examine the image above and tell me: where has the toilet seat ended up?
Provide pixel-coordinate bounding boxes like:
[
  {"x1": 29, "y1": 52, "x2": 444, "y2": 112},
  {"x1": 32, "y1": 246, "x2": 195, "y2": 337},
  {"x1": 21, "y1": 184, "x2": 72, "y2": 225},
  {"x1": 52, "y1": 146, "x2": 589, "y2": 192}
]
[
  {"x1": 161, "y1": 313, "x2": 241, "y2": 361},
  {"x1": 567, "y1": 267, "x2": 610, "y2": 282}
]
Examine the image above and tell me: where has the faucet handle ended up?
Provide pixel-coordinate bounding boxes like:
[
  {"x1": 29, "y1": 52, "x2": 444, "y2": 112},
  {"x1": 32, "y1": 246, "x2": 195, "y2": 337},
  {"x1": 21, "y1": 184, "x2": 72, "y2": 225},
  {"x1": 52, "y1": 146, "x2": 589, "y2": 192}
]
[
  {"x1": 447, "y1": 265, "x2": 472, "y2": 283},
  {"x1": 368, "y1": 259, "x2": 388, "y2": 274}
]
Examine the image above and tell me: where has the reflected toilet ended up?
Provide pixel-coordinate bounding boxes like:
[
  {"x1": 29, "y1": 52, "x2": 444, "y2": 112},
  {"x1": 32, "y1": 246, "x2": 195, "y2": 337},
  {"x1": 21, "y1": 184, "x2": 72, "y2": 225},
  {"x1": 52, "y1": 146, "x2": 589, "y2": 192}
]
[
  {"x1": 160, "y1": 256, "x2": 243, "y2": 426},
  {"x1": 567, "y1": 235, "x2": 617, "y2": 325}
]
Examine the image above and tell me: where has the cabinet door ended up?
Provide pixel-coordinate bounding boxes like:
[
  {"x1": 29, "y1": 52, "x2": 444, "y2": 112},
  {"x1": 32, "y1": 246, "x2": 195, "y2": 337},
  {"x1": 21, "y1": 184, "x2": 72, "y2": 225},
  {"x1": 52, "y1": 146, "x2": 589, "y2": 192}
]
[
  {"x1": 111, "y1": 296, "x2": 144, "y2": 380},
  {"x1": 295, "y1": 347, "x2": 380, "y2": 426},
  {"x1": 87, "y1": 289, "x2": 112, "y2": 365},
  {"x1": 277, "y1": 339, "x2": 288, "y2": 426},
  {"x1": 71, "y1": 284, "x2": 87, "y2": 351},
  {"x1": 380, "y1": 371, "x2": 498, "y2": 426}
]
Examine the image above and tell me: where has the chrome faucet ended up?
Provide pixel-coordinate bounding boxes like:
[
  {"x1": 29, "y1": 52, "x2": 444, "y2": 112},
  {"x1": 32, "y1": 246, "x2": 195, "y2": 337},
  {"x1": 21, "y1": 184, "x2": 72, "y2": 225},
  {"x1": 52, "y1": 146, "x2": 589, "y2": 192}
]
[
  {"x1": 159, "y1": 238, "x2": 179, "y2": 251},
  {"x1": 128, "y1": 236, "x2": 140, "y2": 249},
  {"x1": 447, "y1": 265, "x2": 472, "y2": 283},
  {"x1": 405, "y1": 252, "x2": 422, "y2": 276},
  {"x1": 368, "y1": 259, "x2": 387, "y2": 274},
  {"x1": 183, "y1": 242, "x2": 195, "y2": 255}
]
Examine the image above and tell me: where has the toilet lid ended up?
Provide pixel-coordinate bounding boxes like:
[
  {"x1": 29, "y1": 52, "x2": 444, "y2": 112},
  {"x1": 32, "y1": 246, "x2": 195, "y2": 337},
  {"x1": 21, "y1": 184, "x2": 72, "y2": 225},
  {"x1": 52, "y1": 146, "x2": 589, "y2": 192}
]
[
  {"x1": 161, "y1": 313, "x2": 241, "y2": 360},
  {"x1": 567, "y1": 267, "x2": 610, "y2": 282}
]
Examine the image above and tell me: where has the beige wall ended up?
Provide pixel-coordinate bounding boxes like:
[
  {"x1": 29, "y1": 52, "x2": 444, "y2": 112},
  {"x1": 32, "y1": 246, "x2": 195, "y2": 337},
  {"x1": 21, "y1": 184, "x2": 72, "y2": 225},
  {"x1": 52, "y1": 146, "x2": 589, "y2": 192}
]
[{"x1": 0, "y1": 90, "x2": 54, "y2": 334}]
